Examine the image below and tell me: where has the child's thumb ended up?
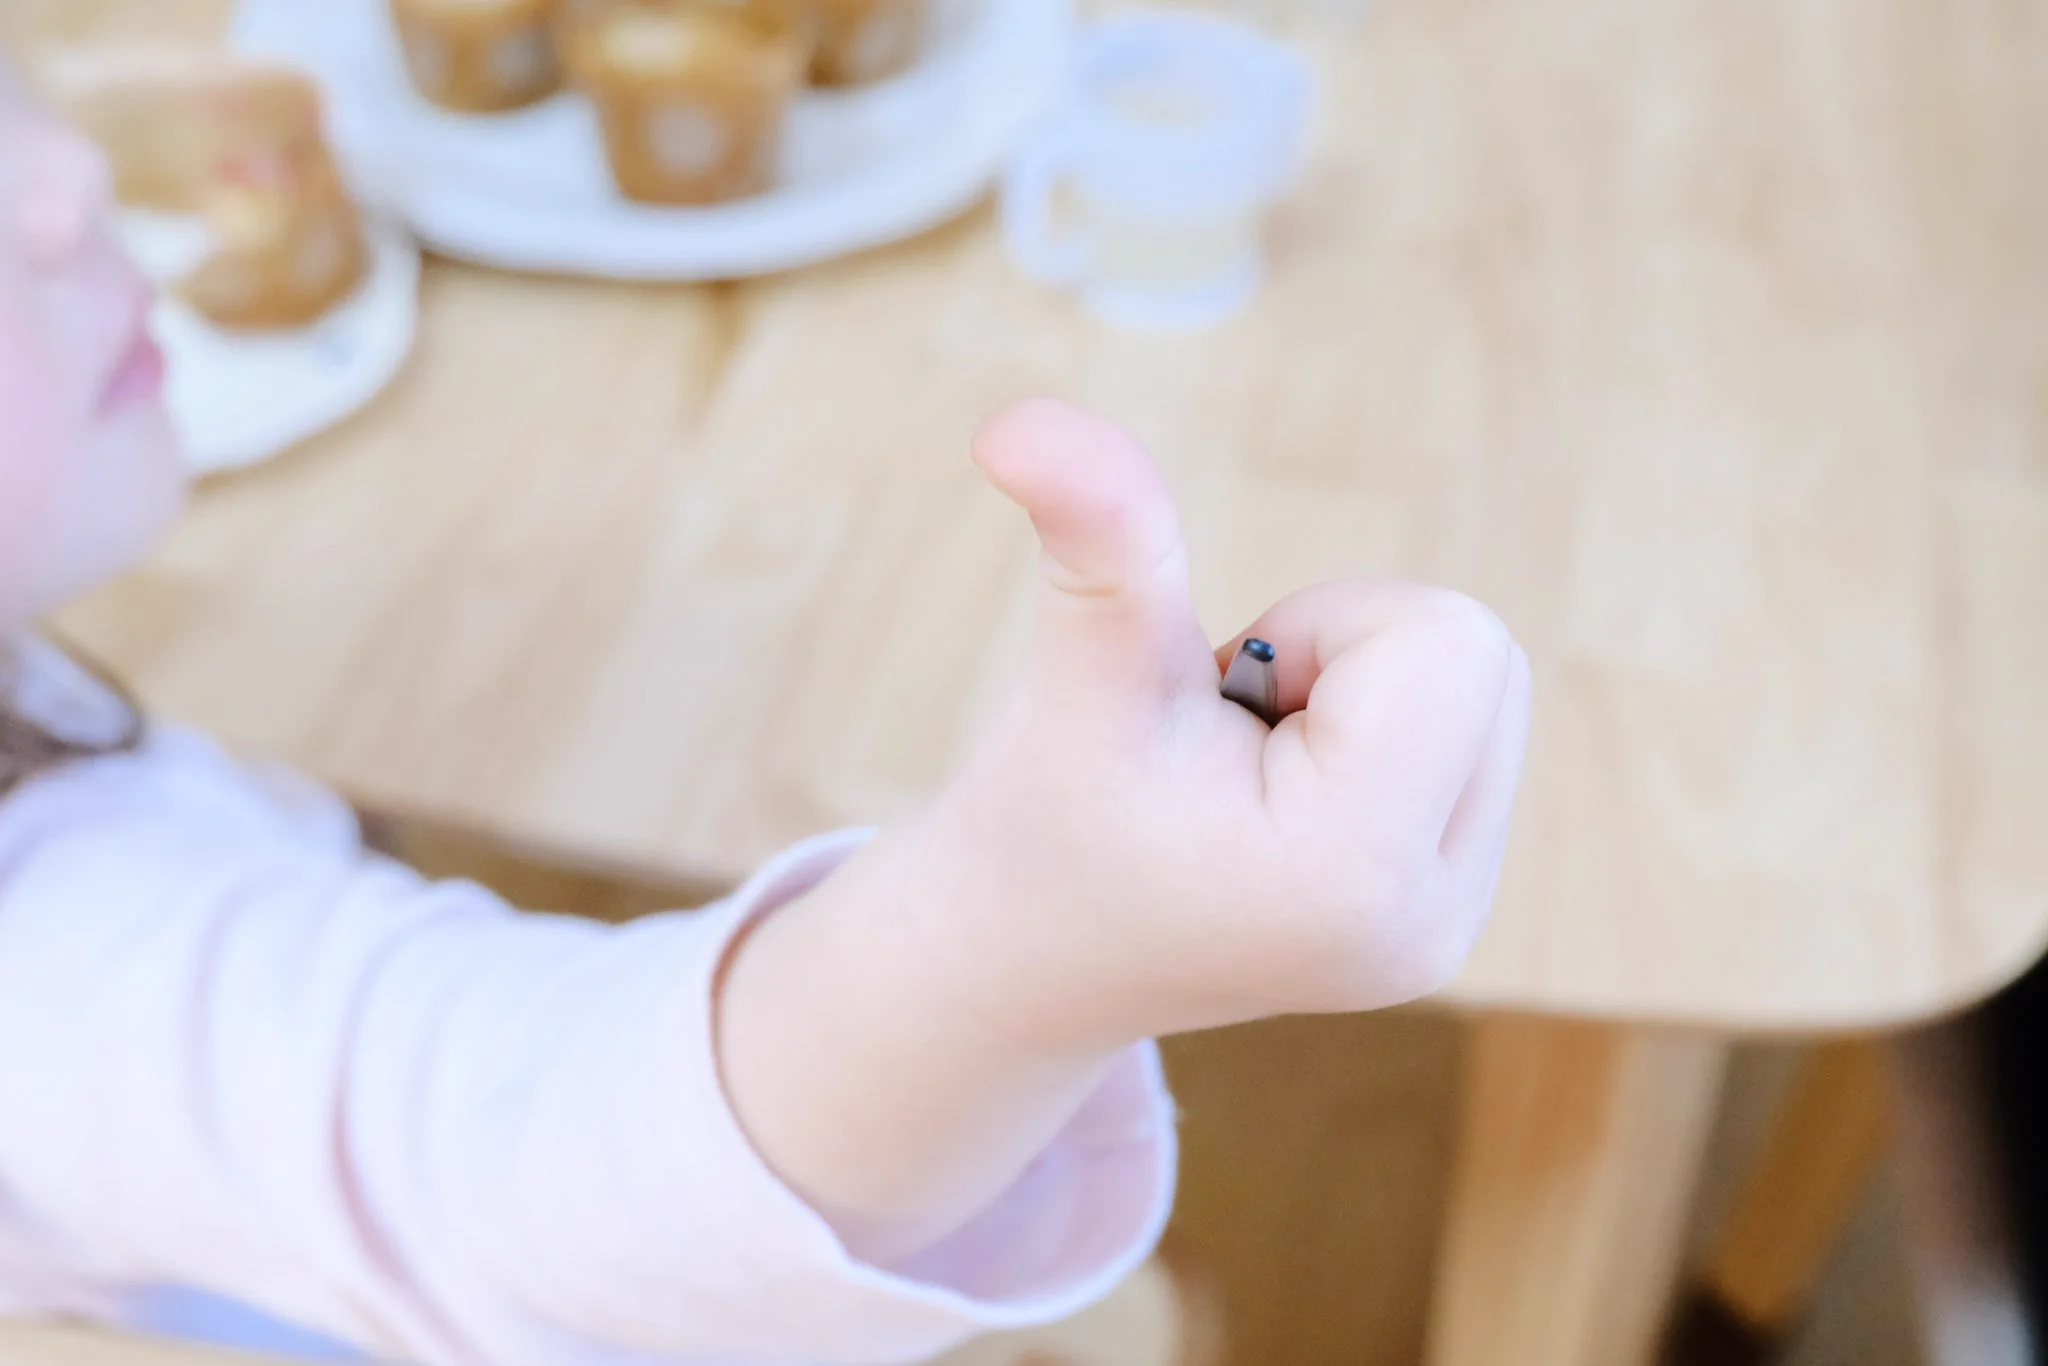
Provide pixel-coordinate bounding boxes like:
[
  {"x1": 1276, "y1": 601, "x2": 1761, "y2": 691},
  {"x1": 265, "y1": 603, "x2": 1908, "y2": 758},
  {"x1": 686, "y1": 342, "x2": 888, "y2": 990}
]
[{"x1": 973, "y1": 400, "x2": 1212, "y2": 712}]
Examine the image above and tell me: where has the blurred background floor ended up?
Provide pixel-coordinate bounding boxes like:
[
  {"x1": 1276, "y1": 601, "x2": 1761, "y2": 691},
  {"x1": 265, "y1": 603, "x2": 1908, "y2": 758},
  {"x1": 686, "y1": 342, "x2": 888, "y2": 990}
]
[{"x1": 1167, "y1": 1017, "x2": 1926, "y2": 1366}]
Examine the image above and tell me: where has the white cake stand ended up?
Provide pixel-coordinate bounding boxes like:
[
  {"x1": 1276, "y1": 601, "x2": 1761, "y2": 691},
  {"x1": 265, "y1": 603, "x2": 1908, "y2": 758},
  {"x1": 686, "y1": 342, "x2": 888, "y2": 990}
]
[{"x1": 231, "y1": 0, "x2": 1073, "y2": 280}]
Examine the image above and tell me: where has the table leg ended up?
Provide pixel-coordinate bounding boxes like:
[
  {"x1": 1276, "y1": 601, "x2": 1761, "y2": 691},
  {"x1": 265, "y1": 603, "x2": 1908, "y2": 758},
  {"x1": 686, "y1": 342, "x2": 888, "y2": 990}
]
[
  {"x1": 1661, "y1": 1040, "x2": 1891, "y2": 1364},
  {"x1": 1426, "y1": 1015, "x2": 1731, "y2": 1366}
]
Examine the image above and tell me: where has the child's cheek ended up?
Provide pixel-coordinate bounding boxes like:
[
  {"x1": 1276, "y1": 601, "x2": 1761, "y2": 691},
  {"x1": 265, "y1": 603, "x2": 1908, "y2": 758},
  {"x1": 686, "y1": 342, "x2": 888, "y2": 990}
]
[{"x1": 0, "y1": 324, "x2": 68, "y2": 623}]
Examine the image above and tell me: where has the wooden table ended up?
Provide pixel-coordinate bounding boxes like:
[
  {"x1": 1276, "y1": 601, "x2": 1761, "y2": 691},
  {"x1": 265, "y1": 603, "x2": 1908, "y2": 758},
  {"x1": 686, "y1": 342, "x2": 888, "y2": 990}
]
[{"x1": 10, "y1": 1, "x2": 2048, "y2": 1364}]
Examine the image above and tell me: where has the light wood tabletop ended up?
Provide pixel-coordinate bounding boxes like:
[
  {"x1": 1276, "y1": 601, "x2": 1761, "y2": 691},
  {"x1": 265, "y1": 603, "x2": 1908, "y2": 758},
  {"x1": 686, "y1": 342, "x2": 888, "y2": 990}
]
[
  {"x1": 6, "y1": 4, "x2": 2045, "y2": 1366},
  {"x1": 17, "y1": 0, "x2": 2042, "y2": 1033}
]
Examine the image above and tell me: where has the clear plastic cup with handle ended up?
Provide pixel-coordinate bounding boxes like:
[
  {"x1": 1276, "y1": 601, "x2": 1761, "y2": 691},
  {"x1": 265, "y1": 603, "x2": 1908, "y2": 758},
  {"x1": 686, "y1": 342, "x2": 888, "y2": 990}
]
[{"x1": 1002, "y1": 12, "x2": 1310, "y2": 330}]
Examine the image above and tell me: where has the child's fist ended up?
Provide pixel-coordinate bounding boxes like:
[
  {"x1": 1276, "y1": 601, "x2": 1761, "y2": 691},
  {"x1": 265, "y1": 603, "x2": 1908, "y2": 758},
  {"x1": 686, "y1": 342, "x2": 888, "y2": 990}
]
[{"x1": 906, "y1": 401, "x2": 1532, "y2": 1053}]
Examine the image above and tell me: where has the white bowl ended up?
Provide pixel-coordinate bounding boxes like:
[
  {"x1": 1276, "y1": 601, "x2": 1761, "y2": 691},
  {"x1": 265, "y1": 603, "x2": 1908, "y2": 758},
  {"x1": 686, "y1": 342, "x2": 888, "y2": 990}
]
[{"x1": 232, "y1": 0, "x2": 1073, "y2": 279}]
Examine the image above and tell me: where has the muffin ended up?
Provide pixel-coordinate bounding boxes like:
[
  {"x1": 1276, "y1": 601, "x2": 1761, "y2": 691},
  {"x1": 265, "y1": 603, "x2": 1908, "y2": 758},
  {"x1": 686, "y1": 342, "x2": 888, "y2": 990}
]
[
  {"x1": 37, "y1": 49, "x2": 371, "y2": 330},
  {"x1": 554, "y1": 0, "x2": 618, "y2": 46},
  {"x1": 36, "y1": 47, "x2": 319, "y2": 211},
  {"x1": 809, "y1": 0, "x2": 922, "y2": 86},
  {"x1": 391, "y1": 0, "x2": 563, "y2": 113},
  {"x1": 567, "y1": 2, "x2": 807, "y2": 205},
  {"x1": 179, "y1": 151, "x2": 369, "y2": 330}
]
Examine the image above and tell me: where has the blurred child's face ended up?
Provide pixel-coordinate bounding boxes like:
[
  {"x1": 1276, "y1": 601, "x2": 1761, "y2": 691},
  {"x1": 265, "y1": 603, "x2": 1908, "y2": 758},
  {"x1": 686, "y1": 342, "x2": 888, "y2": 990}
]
[{"x1": 0, "y1": 71, "x2": 184, "y2": 630}]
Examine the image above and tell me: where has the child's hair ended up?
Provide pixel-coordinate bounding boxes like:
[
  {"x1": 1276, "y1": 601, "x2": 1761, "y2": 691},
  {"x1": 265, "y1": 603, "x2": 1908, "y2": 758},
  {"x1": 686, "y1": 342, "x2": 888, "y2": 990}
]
[{"x1": 0, "y1": 641, "x2": 144, "y2": 797}]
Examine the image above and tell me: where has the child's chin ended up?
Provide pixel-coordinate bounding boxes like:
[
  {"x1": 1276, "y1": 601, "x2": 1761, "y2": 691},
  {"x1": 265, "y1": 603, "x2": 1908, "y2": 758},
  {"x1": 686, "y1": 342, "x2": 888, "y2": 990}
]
[
  {"x1": 93, "y1": 404, "x2": 191, "y2": 536},
  {"x1": 103, "y1": 396, "x2": 182, "y2": 468}
]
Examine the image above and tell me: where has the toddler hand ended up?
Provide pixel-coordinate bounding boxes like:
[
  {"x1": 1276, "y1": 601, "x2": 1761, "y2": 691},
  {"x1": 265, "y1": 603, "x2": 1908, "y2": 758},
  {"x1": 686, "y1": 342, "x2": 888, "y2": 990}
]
[
  {"x1": 906, "y1": 401, "x2": 1531, "y2": 1053},
  {"x1": 718, "y1": 399, "x2": 1532, "y2": 1247}
]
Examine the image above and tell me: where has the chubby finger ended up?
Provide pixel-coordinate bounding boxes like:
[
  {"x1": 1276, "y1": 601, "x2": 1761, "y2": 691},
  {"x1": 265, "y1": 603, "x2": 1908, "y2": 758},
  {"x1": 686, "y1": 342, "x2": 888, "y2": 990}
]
[
  {"x1": 975, "y1": 400, "x2": 1212, "y2": 708},
  {"x1": 1441, "y1": 641, "x2": 1532, "y2": 863},
  {"x1": 1225, "y1": 580, "x2": 1521, "y2": 851}
]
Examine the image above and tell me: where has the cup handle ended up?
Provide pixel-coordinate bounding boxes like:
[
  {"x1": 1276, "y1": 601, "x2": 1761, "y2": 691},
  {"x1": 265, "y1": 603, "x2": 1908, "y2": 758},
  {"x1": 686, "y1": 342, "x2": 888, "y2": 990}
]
[{"x1": 1002, "y1": 124, "x2": 1091, "y2": 287}]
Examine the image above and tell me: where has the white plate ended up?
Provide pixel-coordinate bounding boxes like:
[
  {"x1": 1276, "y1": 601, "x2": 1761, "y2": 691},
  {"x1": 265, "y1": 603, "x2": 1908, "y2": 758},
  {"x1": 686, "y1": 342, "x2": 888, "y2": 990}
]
[
  {"x1": 121, "y1": 212, "x2": 421, "y2": 475},
  {"x1": 230, "y1": 0, "x2": 1073, "y2": 280}
]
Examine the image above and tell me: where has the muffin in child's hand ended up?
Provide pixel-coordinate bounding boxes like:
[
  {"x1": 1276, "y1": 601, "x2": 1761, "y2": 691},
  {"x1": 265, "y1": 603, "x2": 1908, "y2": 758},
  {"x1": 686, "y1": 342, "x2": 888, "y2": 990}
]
[
  {"x1": 809, "y1": 0, "x2": 923, "y2": 86},
  {"x1": 391, "y1": 0, "x2": 562, "y2": 113},
  {"x1": 38, "y1": 48, "x2": 370, "y2": 331},
  {"x1": 567, "y1": 2, "x2": 808, "y2": 205}
]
